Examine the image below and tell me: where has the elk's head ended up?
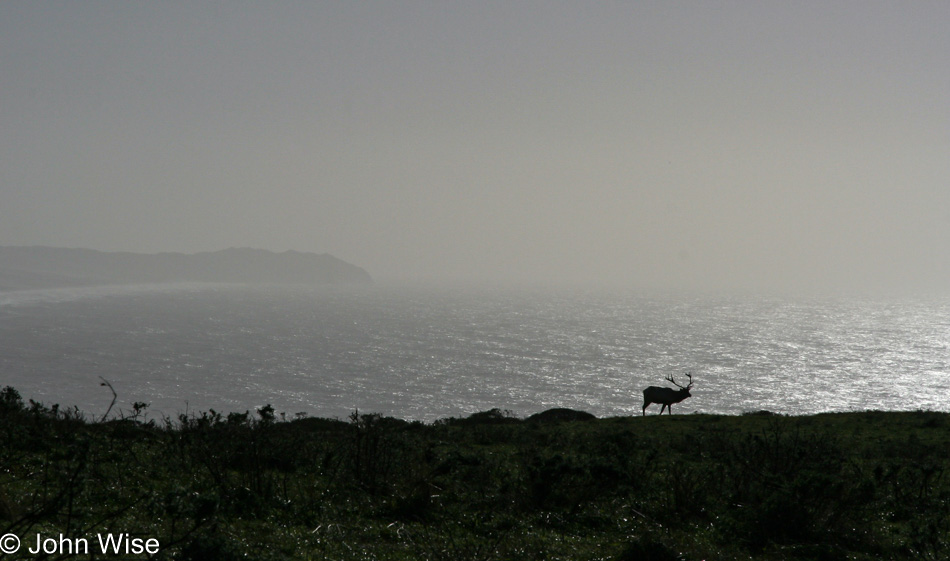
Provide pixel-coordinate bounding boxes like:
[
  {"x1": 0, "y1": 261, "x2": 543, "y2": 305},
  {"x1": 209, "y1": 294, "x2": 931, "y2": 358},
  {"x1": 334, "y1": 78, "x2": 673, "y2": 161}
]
[{"x1": 667, "y1": 372, "x2": 693, "y2": 396}]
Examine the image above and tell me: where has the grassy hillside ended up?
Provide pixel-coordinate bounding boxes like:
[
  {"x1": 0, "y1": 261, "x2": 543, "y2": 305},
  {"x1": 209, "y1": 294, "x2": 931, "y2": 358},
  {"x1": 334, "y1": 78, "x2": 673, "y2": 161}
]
[{"x1": 2, "y1": 387, "x2": 948, "y2": 560}]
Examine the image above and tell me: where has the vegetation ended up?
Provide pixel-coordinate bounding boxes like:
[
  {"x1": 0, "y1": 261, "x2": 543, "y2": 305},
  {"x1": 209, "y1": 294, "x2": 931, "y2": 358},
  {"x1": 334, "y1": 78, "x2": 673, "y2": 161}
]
[{"x1": 2, "y1": 386, "x2": 949, "y2": 560}]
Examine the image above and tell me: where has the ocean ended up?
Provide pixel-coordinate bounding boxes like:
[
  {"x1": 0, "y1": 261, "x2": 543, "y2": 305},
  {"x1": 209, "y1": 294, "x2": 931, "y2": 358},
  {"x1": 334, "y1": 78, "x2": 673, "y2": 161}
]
[{"x1": 1, "y1": 283, "x2": 948, "y2": 421}]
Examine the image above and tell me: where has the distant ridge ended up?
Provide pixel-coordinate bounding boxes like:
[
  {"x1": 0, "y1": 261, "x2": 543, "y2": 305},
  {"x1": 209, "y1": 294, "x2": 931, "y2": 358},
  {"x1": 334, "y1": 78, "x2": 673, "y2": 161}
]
[{"x1": 0, "y1": 246, "x2": 372, "y2": 290}]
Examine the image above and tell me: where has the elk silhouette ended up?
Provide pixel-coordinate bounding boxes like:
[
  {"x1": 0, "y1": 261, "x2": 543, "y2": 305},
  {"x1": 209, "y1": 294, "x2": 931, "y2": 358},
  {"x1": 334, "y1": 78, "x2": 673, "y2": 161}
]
[{"x1": 642, "y1": 373, "x2": 693, "y2": 416}]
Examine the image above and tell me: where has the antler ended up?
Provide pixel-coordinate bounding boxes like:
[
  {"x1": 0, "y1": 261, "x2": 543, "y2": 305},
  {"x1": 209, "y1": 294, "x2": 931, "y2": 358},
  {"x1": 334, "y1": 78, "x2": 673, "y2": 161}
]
[{"x1": 666, "y1": 372, "x2": 693, "y2": 389}]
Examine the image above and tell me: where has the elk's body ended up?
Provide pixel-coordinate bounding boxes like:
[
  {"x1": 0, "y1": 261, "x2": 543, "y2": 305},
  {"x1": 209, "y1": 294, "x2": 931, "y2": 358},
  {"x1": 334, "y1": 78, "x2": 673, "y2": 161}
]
[{"x1": 642, "y1": 373, "x2": 693, "y2": 415}]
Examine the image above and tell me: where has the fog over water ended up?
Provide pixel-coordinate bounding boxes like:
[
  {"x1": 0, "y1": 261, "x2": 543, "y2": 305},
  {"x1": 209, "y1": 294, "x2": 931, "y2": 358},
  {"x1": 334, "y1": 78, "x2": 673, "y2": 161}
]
[{"x1": 2, "y1": 3, "x2": 949, "y2": 294}]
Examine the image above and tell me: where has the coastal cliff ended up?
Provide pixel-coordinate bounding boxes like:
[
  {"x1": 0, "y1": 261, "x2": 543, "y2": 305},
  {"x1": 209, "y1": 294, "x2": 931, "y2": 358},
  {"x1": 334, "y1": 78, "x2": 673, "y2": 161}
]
[{"x1": 0, "y1": 246, "x2": 372, "y2": 290}]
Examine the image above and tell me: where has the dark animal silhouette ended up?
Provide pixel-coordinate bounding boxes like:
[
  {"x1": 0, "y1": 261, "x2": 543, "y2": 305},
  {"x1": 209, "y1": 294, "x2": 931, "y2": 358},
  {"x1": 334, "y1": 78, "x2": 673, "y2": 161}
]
[{"x1": 642, "y1": 373, "x2": 693, "y2": 415}]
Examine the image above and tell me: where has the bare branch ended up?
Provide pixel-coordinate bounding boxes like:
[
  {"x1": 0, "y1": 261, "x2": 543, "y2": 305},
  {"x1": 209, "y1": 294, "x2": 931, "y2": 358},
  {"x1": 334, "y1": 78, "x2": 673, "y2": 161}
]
[{"x1": 98, "y1": 377, "x2": 117, "y2": 422}]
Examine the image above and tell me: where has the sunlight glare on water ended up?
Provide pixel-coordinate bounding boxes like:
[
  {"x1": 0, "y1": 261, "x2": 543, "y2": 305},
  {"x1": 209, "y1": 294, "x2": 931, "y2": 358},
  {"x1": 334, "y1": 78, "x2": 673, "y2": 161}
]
[{"x1": 1, "y1": 285, "x2": 948, "y2": 421}]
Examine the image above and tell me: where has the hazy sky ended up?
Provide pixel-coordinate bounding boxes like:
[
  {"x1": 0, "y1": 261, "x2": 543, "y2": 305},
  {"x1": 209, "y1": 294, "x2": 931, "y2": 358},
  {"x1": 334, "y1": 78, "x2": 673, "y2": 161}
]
[{"x1": 2, "y1": 2, "x2": 948, "y2": 293}]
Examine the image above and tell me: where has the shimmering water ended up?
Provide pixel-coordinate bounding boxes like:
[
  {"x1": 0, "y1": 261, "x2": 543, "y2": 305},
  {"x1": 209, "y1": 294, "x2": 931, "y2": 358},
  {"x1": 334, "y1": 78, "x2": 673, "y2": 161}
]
[{"x1": 1, "y1": 284, "x2": 948, "y2": 421}]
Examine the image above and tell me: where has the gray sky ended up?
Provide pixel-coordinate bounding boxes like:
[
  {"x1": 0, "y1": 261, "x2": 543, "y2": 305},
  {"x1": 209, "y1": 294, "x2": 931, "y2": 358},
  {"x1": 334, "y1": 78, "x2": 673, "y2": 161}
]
[{"x1": 2, "y1": 2, "x2": 948, "y2": 293}]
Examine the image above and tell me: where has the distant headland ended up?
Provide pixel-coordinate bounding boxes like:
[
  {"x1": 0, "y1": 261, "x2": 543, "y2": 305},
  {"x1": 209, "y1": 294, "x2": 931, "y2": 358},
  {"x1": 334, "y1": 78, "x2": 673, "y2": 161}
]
[{"x1": 0, "y1": 246, "x2": 372, "y2": 290}]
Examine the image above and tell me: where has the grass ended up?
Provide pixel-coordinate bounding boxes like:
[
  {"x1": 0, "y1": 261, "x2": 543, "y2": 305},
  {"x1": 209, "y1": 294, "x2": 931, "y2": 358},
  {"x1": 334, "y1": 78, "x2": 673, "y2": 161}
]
[{"x1": 2, "y1": 386, "x2": 949, "y2": 560}]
